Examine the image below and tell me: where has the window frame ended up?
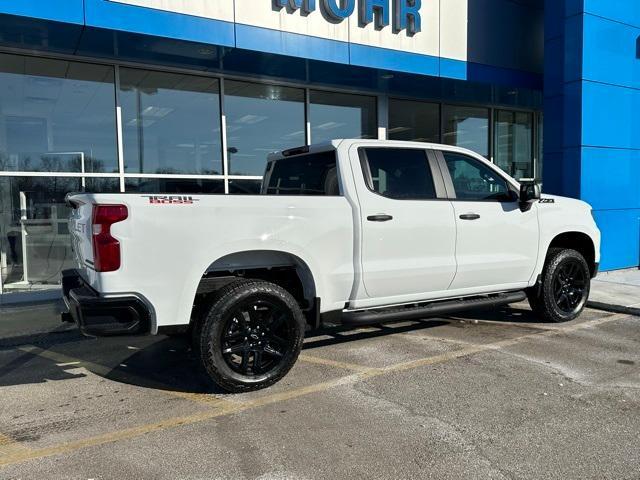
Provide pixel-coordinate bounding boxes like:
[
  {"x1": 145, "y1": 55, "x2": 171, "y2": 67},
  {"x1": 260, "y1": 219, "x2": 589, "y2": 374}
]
[
  {"x1": 357, "y1": 147, "x2": 448, "y2": 201},
  {"x1": 435, "y1": 149, "x2": 519, "y2": 203}
]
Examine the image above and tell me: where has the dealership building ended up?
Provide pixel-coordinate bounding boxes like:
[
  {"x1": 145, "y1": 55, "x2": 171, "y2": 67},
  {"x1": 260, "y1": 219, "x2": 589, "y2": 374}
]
[{"x1": 0, "y1": 0, "x2": 638, "y2": 299}]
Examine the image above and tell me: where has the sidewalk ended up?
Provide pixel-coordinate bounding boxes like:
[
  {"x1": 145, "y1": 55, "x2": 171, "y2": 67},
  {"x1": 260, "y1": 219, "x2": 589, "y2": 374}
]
[{"x1": 589, "y1": 268, "x2": 640, "y2": 316}]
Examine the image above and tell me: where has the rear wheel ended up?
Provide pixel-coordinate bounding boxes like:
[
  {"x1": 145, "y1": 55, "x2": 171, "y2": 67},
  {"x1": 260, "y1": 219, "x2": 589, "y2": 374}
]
[
  {"x1": 527, "y1": 248, "x2": 590, "y2": 322},
  {"x1": 196, "y1": 280, "x2": 305, "y2": 392}
]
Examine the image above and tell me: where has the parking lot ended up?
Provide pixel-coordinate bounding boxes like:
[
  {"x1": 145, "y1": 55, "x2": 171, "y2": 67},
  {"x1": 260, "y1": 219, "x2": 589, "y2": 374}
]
[{"x1": 0, "y1": 303, "x2": 639, "y2": 479}]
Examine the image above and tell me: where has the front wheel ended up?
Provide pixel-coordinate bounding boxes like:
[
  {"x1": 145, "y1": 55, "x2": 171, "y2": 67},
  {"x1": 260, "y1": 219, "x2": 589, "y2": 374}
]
[
  {"x1": 527, "y1": 248, "x2": 591, "y2": 322},
  {"x1": 196, "y1": 279, "x2": 305, "y2": 392}
]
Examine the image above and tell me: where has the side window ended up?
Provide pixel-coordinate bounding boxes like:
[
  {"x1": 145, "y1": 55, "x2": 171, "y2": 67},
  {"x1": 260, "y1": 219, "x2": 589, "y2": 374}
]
[
  {"x1": 264, "y1": 151, "x2": 339, "y2": 196},
  {"x1": 442, "y1": 152, "x2": 512, "y2": 201},
  {"x1": 361, "y1": 148, "x2": 436, "y2": 200}
]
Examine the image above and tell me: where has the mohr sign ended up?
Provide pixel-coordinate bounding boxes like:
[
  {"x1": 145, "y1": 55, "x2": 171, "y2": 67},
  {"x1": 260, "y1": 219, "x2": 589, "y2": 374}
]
[{"x1": 273, "y1": 0, "x2": 422, "y2": 35}]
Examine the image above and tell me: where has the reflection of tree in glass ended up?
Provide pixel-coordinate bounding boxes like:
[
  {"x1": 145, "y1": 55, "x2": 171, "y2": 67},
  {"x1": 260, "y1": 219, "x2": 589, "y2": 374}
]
[{"x1": 0, "y1": 152, "x2": 9, "y2": 171}]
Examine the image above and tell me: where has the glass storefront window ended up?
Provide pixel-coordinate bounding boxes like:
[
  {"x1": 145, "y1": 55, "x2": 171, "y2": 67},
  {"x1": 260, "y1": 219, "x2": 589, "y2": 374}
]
[
  {"x1": 442, "y1": 105, "x2": 490, "y2": 157},
  {"x1": 0, "y1": 177, "x2": 80, "y2": 290},
  {"x1": 0, "y1": 176, "x2": 121, "y2": 292},
  {"x1": 84, "y1": 178, "x2": 121, "y2": 193},
  {"x1": 309, "y1": 91, "x2": 377, "y2": 143},
  {"x1": 388, "y1": 99, "x2": 439, "y2": 143},
  {"x1": 494, "y1": 110, "x2": 534, "y2": 179},
  {"x1": 224, "y1": 80, "x2": 305, "y2": 176},
  {"x1": 124, "y1": 178, "x2": 224, "y2": 194},
  {"x1": 120, "y1": 68, "x2": 223, "y2": 175},
  {"x1": 0, "y1": 54, "x2": 118, "y2": 174},
  {"x1": 228, "y1": 179, "x2": 262, "y2": 195}
]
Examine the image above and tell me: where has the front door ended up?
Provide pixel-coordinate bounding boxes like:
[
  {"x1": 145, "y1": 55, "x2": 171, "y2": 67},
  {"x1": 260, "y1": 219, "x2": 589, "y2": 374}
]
[
  {"x1": 438, "y1": 150, "x2": 539, "y2": 291},
  {"x1": 354, "y1": 146, "x2": 457, "y2": 301}
]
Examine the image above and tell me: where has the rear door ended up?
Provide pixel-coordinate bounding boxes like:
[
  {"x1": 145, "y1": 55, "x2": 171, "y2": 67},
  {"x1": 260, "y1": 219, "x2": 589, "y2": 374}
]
[
  {"x1": 436, "y1": 150, "x2": 539, "y2": 290},
  {"x1": 353, "y1": 146, "x2": 457, "y2": 300}
]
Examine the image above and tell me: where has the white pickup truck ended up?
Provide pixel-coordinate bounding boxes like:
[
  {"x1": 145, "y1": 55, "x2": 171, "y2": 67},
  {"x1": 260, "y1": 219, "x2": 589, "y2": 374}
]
[{"x1": 63, "y1": 140, "x2": 600, "y2": 392}]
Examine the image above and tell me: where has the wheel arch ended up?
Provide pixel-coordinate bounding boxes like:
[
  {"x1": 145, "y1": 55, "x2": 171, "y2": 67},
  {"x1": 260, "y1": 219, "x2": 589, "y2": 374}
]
[
  {"x1": 191, "y1": 250, "x2": 320, "y2": 329},
  {"x1": 547, "y1": 231, "x2": 597, "y2": 277}
]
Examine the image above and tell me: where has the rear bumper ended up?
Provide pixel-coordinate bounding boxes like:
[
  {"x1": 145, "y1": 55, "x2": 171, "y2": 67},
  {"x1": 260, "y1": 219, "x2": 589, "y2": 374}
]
[{"x1": 61, "y1": 269, "x2": 151, "y2": 337}]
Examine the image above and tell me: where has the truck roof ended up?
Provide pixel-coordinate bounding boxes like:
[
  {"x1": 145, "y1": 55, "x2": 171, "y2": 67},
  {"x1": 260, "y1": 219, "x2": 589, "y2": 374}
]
[{"x1": 268, "y1": 139, "x2": 486, "y2": 161}]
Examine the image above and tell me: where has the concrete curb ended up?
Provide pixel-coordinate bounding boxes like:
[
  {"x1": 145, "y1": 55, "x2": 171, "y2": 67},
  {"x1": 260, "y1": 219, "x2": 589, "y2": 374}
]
[{"x1": 587, "y1": 301, "x2": 640, "y2": 317}]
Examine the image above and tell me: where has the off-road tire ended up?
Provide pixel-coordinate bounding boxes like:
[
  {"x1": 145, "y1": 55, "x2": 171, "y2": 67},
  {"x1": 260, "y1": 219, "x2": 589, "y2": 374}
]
[
  {"x1": 196, "y1": 279, "x2": 305, "y2": 392},
  {"x1": 527, "y1": 248, "x2": 590, "y2": 322}
]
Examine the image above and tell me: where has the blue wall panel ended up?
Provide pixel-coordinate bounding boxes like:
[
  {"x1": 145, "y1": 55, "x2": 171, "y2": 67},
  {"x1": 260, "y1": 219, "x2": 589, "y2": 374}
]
[
  {"x1": 0, "y1": 0, "x2": 84, "y2": 25},
  {"x1": 583, "y1": 0, "x2": 640, "y2": 28},
  {"x1": 563, "y1": 80, "x2": 583, "y2": 148},
  {"x1": 583, "y1": 14, "x2": 640, "y2": 90},
  {"x1": 544, "y1": 1, "x2": 640, "y2": 269},
  {"x1": 581, "y1": 147, "x2": 640, "y2": 210},
  {"x1": 235, "y1": 24, "x2": 350, "y2": 65},
  {"x1": 84, "y1": 0, "x2": 235, "y2": 47},
  {"x1": 594, "y1": 209, "x2": 640, "y2": 270},
  {"x1": 582, "y1": 81, "x2": 640, "y2": 150},
  {"x1": 349, "y1": 44, "x2": 440, "y2": 77}
]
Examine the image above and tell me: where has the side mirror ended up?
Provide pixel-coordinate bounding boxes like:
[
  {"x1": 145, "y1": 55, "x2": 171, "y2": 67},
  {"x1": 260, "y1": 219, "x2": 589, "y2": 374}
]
[{"x1": 519, "y1": 180, "x2": 541, "y2": 203}]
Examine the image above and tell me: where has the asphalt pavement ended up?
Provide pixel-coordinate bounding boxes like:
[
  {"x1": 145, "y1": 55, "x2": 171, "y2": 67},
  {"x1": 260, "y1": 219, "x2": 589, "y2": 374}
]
[{"x1": 0, "y1": 302, "x2": 638, "y2": 479}]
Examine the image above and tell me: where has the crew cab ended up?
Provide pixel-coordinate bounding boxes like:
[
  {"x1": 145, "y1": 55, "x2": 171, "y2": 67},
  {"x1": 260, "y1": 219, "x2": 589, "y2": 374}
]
[{"x1": 63, "y1": 140, "x2": 600, "y2": 392}]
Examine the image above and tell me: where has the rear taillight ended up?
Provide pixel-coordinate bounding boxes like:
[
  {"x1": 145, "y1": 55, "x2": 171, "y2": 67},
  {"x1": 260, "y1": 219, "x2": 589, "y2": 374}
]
[{"x1": 92, "y1": 204, "x2": 128, "y2": 272}]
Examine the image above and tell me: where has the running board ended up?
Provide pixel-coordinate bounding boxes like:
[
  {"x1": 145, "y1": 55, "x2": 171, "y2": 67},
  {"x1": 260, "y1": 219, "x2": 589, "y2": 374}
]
[{"x1": 341, "y1": 291, "x2": 527, "y2": 326}]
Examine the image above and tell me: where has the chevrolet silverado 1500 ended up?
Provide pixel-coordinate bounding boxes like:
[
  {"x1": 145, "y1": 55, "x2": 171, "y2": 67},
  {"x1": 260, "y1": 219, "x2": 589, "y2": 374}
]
[{"x1": 62, "y1": 140, "x2": 600, "y2": 391}]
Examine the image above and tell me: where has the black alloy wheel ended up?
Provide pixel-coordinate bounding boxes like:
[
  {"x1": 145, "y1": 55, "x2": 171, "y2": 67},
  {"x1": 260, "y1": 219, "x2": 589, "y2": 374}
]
[
  {"x1": 221, "y1": 299, "x2": 294, "y2": 376},
  {"x1": 527, "y1": 248, "x2": 591, "y2": 323},
  {"x1": 196, "y1": 279, "x2": 305, "y2": 392},
  {"x1": 552, "y1": 258, "x2": 588, "y2": 314}
]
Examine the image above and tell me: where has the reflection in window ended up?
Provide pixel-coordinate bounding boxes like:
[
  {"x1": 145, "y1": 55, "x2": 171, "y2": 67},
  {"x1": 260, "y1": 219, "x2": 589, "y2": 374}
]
[
  {"x1": 264, "y1": 151, "x2": 339, "y2": 196},
  {"x1": 388, "y1": 99, "x2": 439, "y2": 143},
  {"x1": 442, "y1": 152, "x2": 510, "y2": 201},
  {"x1": 0, "y1": 53, "x2": 118, "y2": 173},
  {"x1": 120, "y1": 68, "x2": 222, "y2": 175},
  {"x1": 0, "y1": 177, "x2": 81, "y2": 289},
  {"x1": 0, "y1": 175, "x2": 118, "y2": 292},
  {"x1": 124, "y1": 178, "x2": 224, "y2": 194},
  {"x1": 442, "y1": 106, "x2": 489, "y2": 157},
  {"x1": 361, "y1": 148, "x2": 436, "y2": 200},
  {"x1": 224, "y1": 81, "x2": 305, "y2": 176},
  {"x1": 309, "y1": 91, "x2": 376, "y2": 144},
  {"x1": 494, "y1": 110, "x2": 533, "y2": 179},
  {"x1": 228, "y1": 179, "x2": 262, "y2": 195},
  {"x1": 84, "y1": 178, "x2": 121, "y2": 193}
]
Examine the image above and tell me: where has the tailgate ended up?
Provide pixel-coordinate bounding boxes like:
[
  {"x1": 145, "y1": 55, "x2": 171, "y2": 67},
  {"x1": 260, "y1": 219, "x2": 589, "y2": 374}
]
[{"x1": 67, "y1": 194, "x2": 95, "y2": 273}]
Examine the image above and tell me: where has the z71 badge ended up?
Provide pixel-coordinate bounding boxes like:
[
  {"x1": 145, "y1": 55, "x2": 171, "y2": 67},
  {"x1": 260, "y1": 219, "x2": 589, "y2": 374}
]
[
  {"x1": 142, "y1": 195, "x2": 200, "y2": 205},
  {"x1": 539, "y1": 198, "x2": 555, "y2": 204}
]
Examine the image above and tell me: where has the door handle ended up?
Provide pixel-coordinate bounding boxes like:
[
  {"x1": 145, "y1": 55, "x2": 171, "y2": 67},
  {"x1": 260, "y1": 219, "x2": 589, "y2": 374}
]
[
  {"x1": 459, "y1": 213, "x2": 481, "y2": 220},
  {"x1": 367, "y1": 214, "x2": 393, "y2": 222}
]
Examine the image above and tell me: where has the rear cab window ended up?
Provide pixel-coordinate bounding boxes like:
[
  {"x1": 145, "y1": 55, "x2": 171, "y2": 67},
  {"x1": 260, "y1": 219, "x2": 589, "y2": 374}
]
[{"x1": 263, "y1": 150, "x2": 340, "y2": 196}]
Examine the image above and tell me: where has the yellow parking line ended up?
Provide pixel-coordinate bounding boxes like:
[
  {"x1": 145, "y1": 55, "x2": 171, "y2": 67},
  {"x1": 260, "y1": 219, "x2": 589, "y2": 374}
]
[
  {"x1": 18, "y1": 346, "x2": 238, "y2": 408},
  {"x1": 384, "y1": 313, "x2": 623, "y2": 374},
  {"x1": 0, "y1": 313, "x2": 627, "y2": 469},
  {"x1": 0, "y1": 434, "x2": 30, "y2": 457},
  {"x1": 298, "y1": 354, "x2": 378, "y2": 373}
]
